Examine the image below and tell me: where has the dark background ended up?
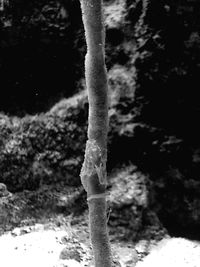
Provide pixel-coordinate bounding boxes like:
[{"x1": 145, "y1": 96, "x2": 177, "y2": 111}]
[{"x1": 1, "y1": 0, "x2": 200, "y2": 240}]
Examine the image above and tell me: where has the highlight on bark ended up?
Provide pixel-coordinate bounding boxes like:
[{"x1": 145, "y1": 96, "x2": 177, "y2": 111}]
[{"x1": 79, "y1": 0, "x2": 113, "y2": 266}]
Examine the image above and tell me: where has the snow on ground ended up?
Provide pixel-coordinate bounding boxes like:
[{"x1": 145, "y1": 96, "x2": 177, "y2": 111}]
[
  {"x1": 0, "y1": 224, "x2": 200, "y2": 267},
  {"x1": 0, "y1": 230, "x2": 65, "y2": 267},
  {"x1": 0, "y1": 228, "x2": 90, "y2": 267},
  {"x1": 135, "y1": 238, "x2": 200, "y2": 267}
]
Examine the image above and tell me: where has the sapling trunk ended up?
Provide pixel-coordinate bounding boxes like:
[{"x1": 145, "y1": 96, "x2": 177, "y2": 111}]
[{"x1": 79, "y1": 0, "x2": 112, "y2": 266}]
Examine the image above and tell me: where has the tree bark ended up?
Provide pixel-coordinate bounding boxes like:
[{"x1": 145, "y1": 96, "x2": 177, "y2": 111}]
[{"x1": 79, "y1": 0, "x2": 112, "y2": 266}]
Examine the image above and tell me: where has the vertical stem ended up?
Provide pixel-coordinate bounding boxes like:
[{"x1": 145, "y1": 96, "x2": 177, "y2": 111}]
[
  {"x1": 82, "y1": 0, "x2": 108, "y2": 149},
  {"x1": 89, "y1": 198, "x2": 112, "y2": 267},
  {"x1": 79, "y1": 0, "x2": 112, "y2": 266}
]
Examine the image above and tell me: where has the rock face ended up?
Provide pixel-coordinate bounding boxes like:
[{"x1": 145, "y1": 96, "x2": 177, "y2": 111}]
[{"x1": 1, "y1": 0, "x2": 200, "y2": 240}]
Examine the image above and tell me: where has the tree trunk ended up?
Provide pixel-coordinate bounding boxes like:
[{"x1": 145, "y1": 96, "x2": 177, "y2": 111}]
[{"x1": 79, "y1": 0, "x2": 112, "y2": 266}]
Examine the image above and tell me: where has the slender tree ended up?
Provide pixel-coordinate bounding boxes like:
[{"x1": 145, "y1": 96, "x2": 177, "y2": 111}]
[{"x1": 79, "y1": 0, "x2": 112, "y2": 266}]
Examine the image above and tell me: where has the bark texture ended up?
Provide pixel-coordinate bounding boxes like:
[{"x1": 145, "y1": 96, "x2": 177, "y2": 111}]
[{"x1": 79, "y1": 0, "x2": 112, "y2": 266}]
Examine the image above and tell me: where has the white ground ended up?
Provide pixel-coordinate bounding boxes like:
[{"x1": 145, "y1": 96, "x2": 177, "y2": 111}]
[
  {"x1": 0, "y1": 228, "x2": 86, "y2": 267},
  {"x1": 0, "y1": 227, "x2": 200, "y2": 267},
  {"x1": 135, "y1": 238, "x2": 200, "y2": 267}
]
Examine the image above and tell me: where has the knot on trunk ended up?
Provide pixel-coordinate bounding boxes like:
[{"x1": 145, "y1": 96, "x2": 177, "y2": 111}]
[{"x1": 80, "y1": 139, "x2": 107, "y2": 192}]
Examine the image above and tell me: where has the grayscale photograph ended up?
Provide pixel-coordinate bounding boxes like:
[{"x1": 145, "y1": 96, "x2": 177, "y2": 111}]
[{"x1": 0, "y1": 1, "x2": 200, "y2": 266}]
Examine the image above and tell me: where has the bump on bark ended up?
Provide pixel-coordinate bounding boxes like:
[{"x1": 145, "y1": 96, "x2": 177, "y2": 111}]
[
  {"x1": 79, "y1": 1, "x2": 112, "y2": 266},
  {"x1": 80, "y1": 139, "x2": 107, "y2": 192}
]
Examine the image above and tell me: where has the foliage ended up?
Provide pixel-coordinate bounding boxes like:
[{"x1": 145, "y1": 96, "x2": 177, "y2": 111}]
[{"x1": 0, "y1": 92, "x2": 88, "y2": 191}]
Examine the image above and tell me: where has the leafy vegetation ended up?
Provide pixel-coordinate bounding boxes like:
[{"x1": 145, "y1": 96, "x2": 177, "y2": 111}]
[{"x1": 0, "y1": 92, "x2": 88, "y2": 191}]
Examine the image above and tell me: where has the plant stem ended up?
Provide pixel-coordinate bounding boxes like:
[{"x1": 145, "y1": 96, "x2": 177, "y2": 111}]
[{"x1": 79, "y1": 0, "x2": 112, "y2": 266}]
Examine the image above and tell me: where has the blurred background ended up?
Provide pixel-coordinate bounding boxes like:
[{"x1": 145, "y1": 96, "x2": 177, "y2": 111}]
[{"x1": 1, "y1": 0, "x2": 200, "y2": 244}]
